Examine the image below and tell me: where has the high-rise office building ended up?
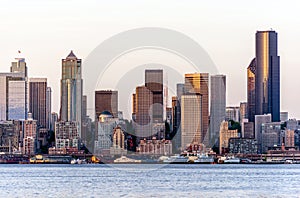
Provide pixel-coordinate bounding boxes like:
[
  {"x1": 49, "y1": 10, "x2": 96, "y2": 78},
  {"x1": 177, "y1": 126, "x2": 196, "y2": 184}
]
[
  {"x1": 247, "y1": 58, "x2": 256, "y2": 122},
  {"x1": 145, "y1": 69, "x2": 163, "y2": 123},
  {"x1": 1, "y1": 57, "x2": 29, "y2": 121},
  {"x1": 29, "y1": 78, "x2": 47, "y2": 128},
  {"x1": 171, "y1": 83, "x2": 185, "y2": 153},
  {"x1": 209, "y1": 75, "x2": 226, "y2": 147},
  {"x1": 133, "y1": 86, "x2": 153, "y2": 139},
  {"x1": 239, "y1": 102, "x2": 248, "y2": 123},
  {"x1": 255, "y1": 114, "x2": 272, "y2": 153},
  {"x1": 59, "y1": 51, "x2": 82, "y2": 137},
  {"x1": 181, "y1": 94, "x2": 202, "y2": 150},
  {"x1": 255, "y1": 30, "x2": 280, "y2": 122},
  {"x1": 95, "y1": 90, "x2": 118, "y2": 120},
  {"x1": 7, "y1": 75, "x2": 27, "y2": 120},
  {"x1": 46, "y1": 87, "x2": 52, "y2": 130},
  {"x1": 184, "y1": 73, "x2": 209, "y2": 143}
]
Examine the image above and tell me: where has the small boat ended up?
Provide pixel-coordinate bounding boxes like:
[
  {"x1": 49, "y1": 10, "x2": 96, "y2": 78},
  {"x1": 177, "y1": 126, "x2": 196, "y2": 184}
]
[{"x1": 70, "y1": 159, "x2": 77, "y2": 164}]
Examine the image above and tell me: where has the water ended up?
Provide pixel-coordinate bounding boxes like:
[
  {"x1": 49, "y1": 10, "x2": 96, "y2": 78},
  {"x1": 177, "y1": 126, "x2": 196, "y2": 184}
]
[{"x1": 0, "y1": 164, "x2": 300, "y2": 197}]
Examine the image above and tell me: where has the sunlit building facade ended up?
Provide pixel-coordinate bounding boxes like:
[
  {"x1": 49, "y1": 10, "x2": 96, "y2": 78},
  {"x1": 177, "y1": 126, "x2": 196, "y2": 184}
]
[
  {"x1": 60, "y1": 51, "x2": 82, "y2": 137},
  {"x1": 255, "y1": 30, "x2": 280, "y2": 122},
  {"x1": 181, "y1": 94, "x2": 202, "y2": 150},
  {"x1": 247, "y1": 58, "x2": 256, "y2": 122},
  {"x1": 184, "y1": 73, "x2": 209, "y2": 143},
  {"x1": 133, "y1": 86, "x2": 153, "y2": 139}
]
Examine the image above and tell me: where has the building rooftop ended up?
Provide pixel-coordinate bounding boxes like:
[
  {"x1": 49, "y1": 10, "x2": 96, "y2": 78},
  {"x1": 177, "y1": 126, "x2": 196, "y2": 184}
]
[{"x1": 66, "y1": 50, "x2": 77, "y2": 59}]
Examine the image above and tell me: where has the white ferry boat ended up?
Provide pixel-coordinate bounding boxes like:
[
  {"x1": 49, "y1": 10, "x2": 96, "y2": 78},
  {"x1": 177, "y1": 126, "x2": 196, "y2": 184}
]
[
  {"x1": 224, "y1": 156, "x2": 240, "y2": 164},
  {"x1": 162, "y1": 155, "x2": 188, "y2": 163},
  {"x1": 114, "y1": 156, "x2": 142, "y2": 163},
  {"x1": 194, "y1": 153, "x2": 215, "y2": 164}
]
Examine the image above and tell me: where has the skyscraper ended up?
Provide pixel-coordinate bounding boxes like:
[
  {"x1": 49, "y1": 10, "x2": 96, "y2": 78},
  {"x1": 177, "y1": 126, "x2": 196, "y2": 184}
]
[
  {"x1": 181, "y1": 94, "x2": 202, "y2": 150},
  {"x1": 95, "y1": 90, "x2": 118, "y2": 120},
  {"x1": 6, "y1": 57, "x2": 29, "y2": 120},
  {"x1": 255, "y1": 30, "x2": 280, "y2": 122},
  {"x1": 184, "y1": 73, "x2": 209, "y2": 143},
  {"x1": 0, "y1": 72, "x2": 27, "y2": 121},
  {"x1": 172, "y1": 83, "x2": 185, "y2": 153},
  {"x1": 29, "y1": 78, "x2": 47, "y2": 128},
  {"x1": 133, "y1": 85, "x2": 153, "y2": 139},
  {"x1": 209, "y1": 75, "x2": 226, "y2": 147},
  {"x1": 145, "y1": 69, "x2": 163, "y2": 123},
  {"x1": 59, "y1": 51, "x2": 82, "y2": 137},
  {"x1": 46, "y1": 87, "x2": 52, "y2": 130},
  {"x1": 247, "y1": 58, "x2": 256, "y2": 122}
]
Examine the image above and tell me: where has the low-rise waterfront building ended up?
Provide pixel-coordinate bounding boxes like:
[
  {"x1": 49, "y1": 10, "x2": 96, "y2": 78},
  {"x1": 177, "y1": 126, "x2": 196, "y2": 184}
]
[
  {"x1": 137, "y1": 138, "x2": 172, "y2": 155},
  {"x1": 229, "y1": 138, "x2": 258, "y2": 154}
]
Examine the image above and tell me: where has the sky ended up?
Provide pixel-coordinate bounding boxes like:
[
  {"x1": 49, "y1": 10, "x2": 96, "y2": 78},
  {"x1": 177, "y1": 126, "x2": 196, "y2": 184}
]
[{"x1": 1, "y1": 0, "x2": 300, "y2": 119}]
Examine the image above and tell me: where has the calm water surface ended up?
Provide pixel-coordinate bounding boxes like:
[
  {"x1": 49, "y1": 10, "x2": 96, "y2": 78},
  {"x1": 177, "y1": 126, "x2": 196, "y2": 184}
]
[{"x1": 0, "y1": 164, "x2": 300, "y2": 197}]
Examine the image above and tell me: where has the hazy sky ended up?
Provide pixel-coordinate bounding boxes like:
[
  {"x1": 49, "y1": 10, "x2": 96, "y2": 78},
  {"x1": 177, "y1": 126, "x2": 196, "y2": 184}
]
[{"x1": 1, "y1": 0, "x2": 300, "y2": 119}]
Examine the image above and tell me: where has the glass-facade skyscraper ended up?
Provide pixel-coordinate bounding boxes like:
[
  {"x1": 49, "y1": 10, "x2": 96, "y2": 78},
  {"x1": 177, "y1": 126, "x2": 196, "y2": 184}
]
[
  {"x1": 59, "y1": 51, "x2": 82, "y2": 137},
  {"x1": 184, "y1": 73, "x2": 209, "y2": 144},
  {"x1": 247, "y1": 58, "x2": 256, "y2": 122},
  {"x1": 209, "y1": 75, "x2": 226, "y2": 147},
  {"x1": 0, "y1": 57, "x2": 28, "y2": 121},
  {"x1": 255, "y1": 30, "x2": 280, "y2": 122}
]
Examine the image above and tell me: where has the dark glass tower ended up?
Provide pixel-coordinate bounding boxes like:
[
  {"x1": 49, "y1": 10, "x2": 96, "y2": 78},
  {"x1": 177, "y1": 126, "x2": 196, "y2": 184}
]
[
  {"x1": 255, "y1": 30, "x2": 280, "y2": 122},
  {"x1": 247, "y1": 58, "x2": 256, "y2": 122}
]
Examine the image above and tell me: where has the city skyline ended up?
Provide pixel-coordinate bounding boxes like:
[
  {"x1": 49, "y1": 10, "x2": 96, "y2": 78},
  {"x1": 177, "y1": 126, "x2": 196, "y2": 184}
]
[{"x1": 1, "y1": 1, "x2": 300, "y2": 119}]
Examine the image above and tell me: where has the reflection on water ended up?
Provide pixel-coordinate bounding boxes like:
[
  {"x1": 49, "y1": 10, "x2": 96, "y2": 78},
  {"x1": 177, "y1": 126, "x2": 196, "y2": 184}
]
[{"x1": 0, "y1": 164, "x2": 300, "y2": 197}]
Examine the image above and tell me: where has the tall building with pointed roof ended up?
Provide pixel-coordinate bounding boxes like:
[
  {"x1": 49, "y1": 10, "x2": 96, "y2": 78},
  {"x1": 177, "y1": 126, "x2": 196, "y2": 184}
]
[{"x1": 59, "y1": 50, "x2": 82, "y2": 137}]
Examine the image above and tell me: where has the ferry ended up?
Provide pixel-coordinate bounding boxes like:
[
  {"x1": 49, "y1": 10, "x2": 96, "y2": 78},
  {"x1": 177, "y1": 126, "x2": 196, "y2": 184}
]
[
  {"x1": 30, "y1": 155, "x2": 72, "y2": 164},
  {"x1": 193, "y1": 153, "x2": 215, "y2": 164},
  {"x1": 114, "y1": 156, "x2": 142, "y2": 163},
  {"x1": 161, "y1": 155, "x2": 188, "y2": 164},
  {"x1": 224, "y1": 156, "x2": 240, "y2": 164}
]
